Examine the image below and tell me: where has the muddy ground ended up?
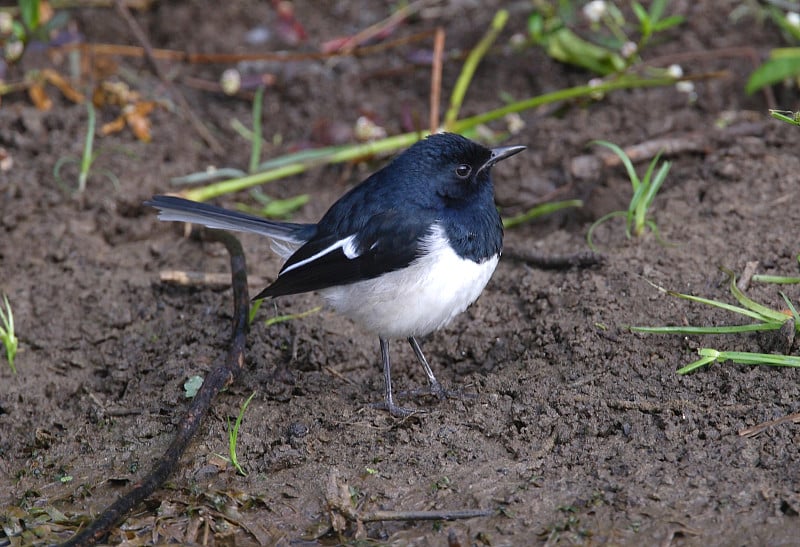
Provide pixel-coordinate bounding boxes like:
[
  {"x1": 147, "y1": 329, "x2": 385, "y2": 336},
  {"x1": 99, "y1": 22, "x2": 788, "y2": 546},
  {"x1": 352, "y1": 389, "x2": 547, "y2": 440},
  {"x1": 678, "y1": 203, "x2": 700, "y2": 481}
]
[{"x1": 1, "y1": 1, "x2": 799, "y2": 545}]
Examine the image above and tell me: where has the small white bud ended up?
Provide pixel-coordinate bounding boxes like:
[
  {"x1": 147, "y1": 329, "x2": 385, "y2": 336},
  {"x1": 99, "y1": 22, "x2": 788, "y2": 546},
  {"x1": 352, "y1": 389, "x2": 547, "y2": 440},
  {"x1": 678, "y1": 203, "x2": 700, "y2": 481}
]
[
  {"x1": 666, "y1": 64, "x2": 684, "y2": 78},
  {"x1": 354, "y1": 116, "x2": 387, "y2": 142},
  {"x1": 621, "y1": 41, "x2": 637, "y2": 59},
  {"x1": 583, "y1": 1, "x2": 607, "y2": 23},
  {"x1": 4, "y1": 39, "x2": 23, "y2": 62},
  {"x1": 0, "y1": 12, "x2": 13, "y2": 35},
  {"x1": 220, "y1": 68, "x2": 241, "y2": 96}
]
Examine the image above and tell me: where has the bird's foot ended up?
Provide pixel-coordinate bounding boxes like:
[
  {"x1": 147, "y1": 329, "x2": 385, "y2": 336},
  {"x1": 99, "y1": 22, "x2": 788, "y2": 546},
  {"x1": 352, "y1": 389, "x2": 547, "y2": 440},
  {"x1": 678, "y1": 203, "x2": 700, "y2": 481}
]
[
  {"x1": 396, "y1": 381, "x2": 477, "y2": 402},
  {"x1": 369, "y1": 399, "x2": 424, "y2": 418}
]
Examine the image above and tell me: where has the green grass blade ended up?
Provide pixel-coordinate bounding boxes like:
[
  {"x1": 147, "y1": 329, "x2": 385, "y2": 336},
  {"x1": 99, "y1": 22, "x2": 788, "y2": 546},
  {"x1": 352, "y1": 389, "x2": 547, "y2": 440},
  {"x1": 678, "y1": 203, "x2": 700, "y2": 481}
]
[
  {"x1": 723, "y1": 268, "x2": 789, "y2": 323},
  {"x1": 586, "y1": 210, "x2": 627, "y2": 251},
  {"x1": 249, "y1": 85, "x2": 265, "y2": 174},
  {"x1": 78, "y1": 101, "x2": 97, "y2": 194},
  {"x1": 0, "y1": 294, "x2": 18, "y2": 374},
  {"x1": 257, "y1": 145, "x2": 352, "y2": 171},
  {"x1": 444, "y1": 9, "x2": 508, "y2": 128},
  {"x1": 229, "y1": 391, "x2": 257, "y2": 476},
  {"x1": 640, "y1": 151, "x2": 662, "y2": 189},
  {"x1": 592, "y1": 140, "x2": 640, "y2": 191},
  {"x1": 171, "y1": 168, "x2": 248, "y2": 186},
  {"x1": 667, "y1": 290, "x2": 774, "y2": 322},
  {"x1": 642, "y1": 159, "x2": 671, "y2": 211},
  {"x1": 248, "y1": 298, "x2": 263, "y2": 325},
  {"x1": 502, "y1": 199, "x2": 583, "y2": 229},
  {"x1": 678, "y1": 347, "x2": 800, "y2": 374},
  {"x1": 752, "y1": 274, "x2": 800, "y2": 284},
  {"x1": 630, "y1": 323, "x2": 784, "y2": 335},
  {"x1": 769, "y1": 110, "x2": 800, "y2": 126},
  {"x1": 715, "y1": 350, "x2": 800, "y2": 367},
  {"x1": 264, "y1": 305, "x2": 322, "y2": 327},
  {"x1": 780, "y1": 292, "x2": 799, "y2": 328},
  {"x1": 677, "y1": 351, "x2": 718, "y2": 374}
]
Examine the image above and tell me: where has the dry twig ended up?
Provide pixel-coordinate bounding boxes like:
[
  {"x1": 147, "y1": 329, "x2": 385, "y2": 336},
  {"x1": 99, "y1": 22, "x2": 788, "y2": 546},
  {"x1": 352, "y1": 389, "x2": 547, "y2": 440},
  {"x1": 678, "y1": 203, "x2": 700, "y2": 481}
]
[
  {"x1": 429, "y1": 27, "x2": 445, "y2": 133},
  {"x1": 739, "y1": 411, "x2": 800, "y2": 438},
  {"x1": 61, "y1": 229, "x2": 250, "y2": 546},
  {"x1": 113, "y1": 0, "x2": 224, "y2": 153}
]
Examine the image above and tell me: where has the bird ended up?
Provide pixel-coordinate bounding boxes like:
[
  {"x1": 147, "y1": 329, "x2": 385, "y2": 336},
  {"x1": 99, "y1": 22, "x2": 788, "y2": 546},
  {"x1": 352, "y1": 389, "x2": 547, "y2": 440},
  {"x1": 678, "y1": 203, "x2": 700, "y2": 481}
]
[{"x1": 145, "y1": 132, "x2": 525, "y2": 416}]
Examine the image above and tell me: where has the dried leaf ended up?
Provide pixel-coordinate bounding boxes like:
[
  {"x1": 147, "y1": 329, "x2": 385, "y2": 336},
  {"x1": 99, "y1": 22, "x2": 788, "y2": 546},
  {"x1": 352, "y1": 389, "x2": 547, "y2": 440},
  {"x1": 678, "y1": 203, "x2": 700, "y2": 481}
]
[
  {"x1": 28, "y1": 82, "x2": 52, "y2": 111},
  {"x1": 124, "y1": 101, "x2": 156, "y2": 142},
  {"x1": 100, "y1": 115, "x2": 127, "y2": 136},
  {"x1": 41, "y1": 69, "x2": 85, "y2": 103}
]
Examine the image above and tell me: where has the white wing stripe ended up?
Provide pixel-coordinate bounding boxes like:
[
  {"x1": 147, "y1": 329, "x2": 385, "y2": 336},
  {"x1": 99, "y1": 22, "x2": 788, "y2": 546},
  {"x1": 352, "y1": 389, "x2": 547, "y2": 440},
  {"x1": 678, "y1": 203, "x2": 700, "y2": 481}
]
[{"x1": 280, "y1": 234, "x2": 358, "y2": 276}]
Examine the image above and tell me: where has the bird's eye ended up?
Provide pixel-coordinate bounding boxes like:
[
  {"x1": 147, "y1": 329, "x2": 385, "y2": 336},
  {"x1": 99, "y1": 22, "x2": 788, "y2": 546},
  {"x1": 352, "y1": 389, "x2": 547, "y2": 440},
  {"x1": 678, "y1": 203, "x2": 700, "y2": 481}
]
[{"x1": 455, "y1": 164, "x2": 472, "y2": 178}]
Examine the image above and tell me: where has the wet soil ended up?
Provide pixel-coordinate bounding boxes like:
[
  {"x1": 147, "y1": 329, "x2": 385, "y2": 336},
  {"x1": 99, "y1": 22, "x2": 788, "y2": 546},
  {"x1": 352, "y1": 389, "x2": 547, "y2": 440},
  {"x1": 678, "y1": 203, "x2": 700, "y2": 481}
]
[{"x1": 1, "y1": 1, "x2": 799, "y2": 545}]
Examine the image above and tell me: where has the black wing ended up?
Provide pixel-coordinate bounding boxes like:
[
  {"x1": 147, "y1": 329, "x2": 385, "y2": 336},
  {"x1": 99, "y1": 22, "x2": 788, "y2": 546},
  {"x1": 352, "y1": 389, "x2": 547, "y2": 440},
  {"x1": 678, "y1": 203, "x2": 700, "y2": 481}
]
[{"x1": 255, "y1": 210, "x2": 436, "y2": 298}]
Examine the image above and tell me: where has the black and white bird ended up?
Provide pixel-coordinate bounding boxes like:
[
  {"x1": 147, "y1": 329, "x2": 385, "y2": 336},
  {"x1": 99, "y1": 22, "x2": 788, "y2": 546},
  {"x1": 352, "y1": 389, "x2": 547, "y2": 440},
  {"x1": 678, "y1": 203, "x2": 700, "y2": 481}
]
[{"x1": 146, "y1": 132, "x2": 524, "y2": 416}]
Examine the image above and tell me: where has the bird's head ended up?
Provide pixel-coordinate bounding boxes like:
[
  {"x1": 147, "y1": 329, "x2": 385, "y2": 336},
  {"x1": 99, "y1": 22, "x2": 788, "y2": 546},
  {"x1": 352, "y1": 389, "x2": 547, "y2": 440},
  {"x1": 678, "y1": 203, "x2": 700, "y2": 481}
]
[{"x1": 396, "y1": 133, "x2": 525, "y2": 205}]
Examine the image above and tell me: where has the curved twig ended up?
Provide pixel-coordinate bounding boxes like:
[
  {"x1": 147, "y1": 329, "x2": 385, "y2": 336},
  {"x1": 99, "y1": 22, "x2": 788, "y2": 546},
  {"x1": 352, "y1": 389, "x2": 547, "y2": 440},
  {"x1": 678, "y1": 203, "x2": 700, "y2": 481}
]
[{"x1": 61, "y1": 229, "x2": 250, "y2": 546}]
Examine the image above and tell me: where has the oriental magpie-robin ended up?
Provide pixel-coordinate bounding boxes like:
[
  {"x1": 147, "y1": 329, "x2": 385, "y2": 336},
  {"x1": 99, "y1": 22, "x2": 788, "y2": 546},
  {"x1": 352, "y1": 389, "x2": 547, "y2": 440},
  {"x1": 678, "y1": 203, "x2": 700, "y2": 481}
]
[{"x1": 146, "y1": 132, "x2": 524, "y2": 416}]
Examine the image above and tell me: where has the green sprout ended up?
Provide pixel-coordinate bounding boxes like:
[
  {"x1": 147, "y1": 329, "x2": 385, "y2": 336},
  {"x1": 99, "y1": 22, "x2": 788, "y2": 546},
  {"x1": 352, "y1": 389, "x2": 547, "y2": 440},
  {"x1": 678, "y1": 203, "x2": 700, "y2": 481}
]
[
  {"x1": 0, "y1": 293, "x2": 19, "y2": 374},
  {"x1": 264, "y1": 305, "x2": 321, "y2": 327},
  {"x1": 631, "y1": 268, "x2": 799, "y2": 373},
  {"x1": 586, "y1": 140, "x2": 671, "y2": 250},
  {"x1": 54, "y1": 102, "x2": 119, "y2": 194},
  {"x1": 226, "y1": 391, "x2": 257, "y2": 476},
  {"x1": 249, "y1": 302, "x2": 321, "y2": 327}
]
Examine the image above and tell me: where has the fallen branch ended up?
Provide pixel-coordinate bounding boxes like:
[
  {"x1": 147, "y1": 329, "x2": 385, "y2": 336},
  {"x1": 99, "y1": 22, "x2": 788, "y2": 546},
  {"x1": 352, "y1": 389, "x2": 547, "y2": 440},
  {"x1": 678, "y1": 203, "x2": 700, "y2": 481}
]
[
  {"x1": 504, "y1": 248, "x2": 604, "y2": 270},
  {"x1": 61, "y1": 229, "x2": 250, "y2": 546}
]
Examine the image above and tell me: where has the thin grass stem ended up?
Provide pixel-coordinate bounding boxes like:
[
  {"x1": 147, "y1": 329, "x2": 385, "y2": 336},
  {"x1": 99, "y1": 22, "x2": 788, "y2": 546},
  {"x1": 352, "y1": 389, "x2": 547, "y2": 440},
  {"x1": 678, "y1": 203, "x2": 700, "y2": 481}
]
[
  {"x1": 502, "y1": 199, "x2": 583, "y2": 229},
  {"x1": 249, "y1": 86, "x2": 265, "y2": 174},
  {"x1": 78, "y1": 101, "x2": 96, "y2": 193},
  {"x1": 443, "y1": 9, "x2": 508, "y2": 129}
]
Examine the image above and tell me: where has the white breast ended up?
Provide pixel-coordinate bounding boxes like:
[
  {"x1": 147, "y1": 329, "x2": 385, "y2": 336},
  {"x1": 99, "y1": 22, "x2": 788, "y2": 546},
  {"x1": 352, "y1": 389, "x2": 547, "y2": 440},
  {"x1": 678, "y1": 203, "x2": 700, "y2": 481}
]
[{"x1": 319, "y1": 225, "x2": 499, "y2": 339}]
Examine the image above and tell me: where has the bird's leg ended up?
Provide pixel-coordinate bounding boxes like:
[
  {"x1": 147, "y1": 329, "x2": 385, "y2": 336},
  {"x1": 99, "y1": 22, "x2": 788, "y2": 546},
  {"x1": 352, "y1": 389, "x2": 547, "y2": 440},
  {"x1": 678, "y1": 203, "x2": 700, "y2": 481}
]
[
  {"x1": 407, "y1": 336, "x2": 446, "y2": 399},
  {"x1": 369, "y1": 337, "x2": 418, "y2": 417},
  {"x1": 400, "y1": 337, "x2": 477, "y2": 402}
]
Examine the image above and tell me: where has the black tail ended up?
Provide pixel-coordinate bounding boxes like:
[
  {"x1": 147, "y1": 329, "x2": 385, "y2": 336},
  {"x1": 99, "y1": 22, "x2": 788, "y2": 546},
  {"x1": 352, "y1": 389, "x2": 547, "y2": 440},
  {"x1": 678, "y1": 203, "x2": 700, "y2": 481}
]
[{"x1": 145, "y1": 195, "x2": 314, "y2": 244}]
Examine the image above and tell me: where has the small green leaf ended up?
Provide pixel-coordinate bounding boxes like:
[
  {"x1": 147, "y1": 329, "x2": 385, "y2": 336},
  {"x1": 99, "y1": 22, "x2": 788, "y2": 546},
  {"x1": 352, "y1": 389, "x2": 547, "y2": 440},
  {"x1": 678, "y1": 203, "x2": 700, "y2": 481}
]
[
  {"x1": 746, "y1": 56, "x2": 800, "y2": 94},
  {"x1": 652, "y1": 15, "x2": 684, "y2": 32},
  {"x1": 20, "y1": 0, "x2": 41, "y2": 33},
  {"x1": 632, "y1": 2, "x2": 648, "y2": 25}
]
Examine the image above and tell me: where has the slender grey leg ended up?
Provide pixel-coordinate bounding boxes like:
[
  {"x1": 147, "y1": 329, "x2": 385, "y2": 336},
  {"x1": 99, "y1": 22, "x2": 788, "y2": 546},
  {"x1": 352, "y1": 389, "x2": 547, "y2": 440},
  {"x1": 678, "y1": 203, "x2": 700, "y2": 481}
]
[
  {"x1": 370, "y1": 337, "x2": 417, "y2": 417},
  {"x1": 407, "y1": 336, "x2": 446, "y2": 399}
]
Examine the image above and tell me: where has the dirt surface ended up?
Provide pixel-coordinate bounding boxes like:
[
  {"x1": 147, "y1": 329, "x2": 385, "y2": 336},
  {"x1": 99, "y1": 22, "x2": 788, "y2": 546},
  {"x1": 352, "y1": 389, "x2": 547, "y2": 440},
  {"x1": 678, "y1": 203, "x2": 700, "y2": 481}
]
[{"x1": 1, "y1": 1, "x2": 799, "y2": 545}]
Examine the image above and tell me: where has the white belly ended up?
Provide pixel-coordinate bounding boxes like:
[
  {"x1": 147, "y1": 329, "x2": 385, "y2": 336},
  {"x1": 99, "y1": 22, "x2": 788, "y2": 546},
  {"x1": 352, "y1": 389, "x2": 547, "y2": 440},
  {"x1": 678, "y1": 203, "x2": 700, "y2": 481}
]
[{"x1": 320, "y1": 231, "x2": 499, "y2": 339}]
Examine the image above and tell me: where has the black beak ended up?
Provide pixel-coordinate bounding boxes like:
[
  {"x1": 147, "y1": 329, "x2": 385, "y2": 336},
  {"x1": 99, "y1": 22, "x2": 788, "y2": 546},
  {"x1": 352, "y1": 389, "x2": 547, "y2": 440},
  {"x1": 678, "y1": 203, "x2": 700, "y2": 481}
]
[{"x1": 481, "y1": 144, "x2": 526, "y2": 172}]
